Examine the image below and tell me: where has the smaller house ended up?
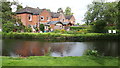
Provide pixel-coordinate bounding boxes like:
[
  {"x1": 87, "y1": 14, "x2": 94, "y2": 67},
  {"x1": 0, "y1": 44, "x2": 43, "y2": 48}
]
[{"x1": 46, "y1": 21, "x2": 63, "y2": 30}]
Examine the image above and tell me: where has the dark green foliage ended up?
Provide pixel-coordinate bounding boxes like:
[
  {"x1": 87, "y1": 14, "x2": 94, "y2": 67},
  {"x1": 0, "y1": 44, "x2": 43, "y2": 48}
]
[
  {"x1": 24, "y1": 27, "x2": 32, "y2": 32},
  {"x1": 116, "y1": 1, "x2": 120, "y2": 29},
  {"x1": 84, "y1": 1, "x2": 118, "y2": 30},
  {"x1": 1, "y1": 1, "x2": 25, "y2": 33},
  {"x1": 17, "y1": 4, "x2": 23, "y2": 10},
  {"x1": 57, "y1": 8, "x2": 63, "y2": 13},
  {"x1": 91, "y1": 20, "x2": 107, "y2": 33},
  {"x1": 39, "y1": 24, "x2": 44, "y2": 32},
  {"x1": 2, "y1": 21, "x2": 15, "y2": 33}
]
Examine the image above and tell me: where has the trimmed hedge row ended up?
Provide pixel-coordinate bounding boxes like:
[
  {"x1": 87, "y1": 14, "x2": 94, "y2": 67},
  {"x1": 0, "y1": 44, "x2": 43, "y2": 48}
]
[
  {"x1": 2, "y1": 32, "x2": 120, "y2": 41},
  {"x1": 70, "y1": 26, "x2": 86, "y2": 30}
]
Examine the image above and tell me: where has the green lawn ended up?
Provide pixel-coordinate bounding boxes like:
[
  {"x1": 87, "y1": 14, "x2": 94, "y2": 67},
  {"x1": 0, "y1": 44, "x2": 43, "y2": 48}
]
[{"x1": 1, "y1": 56, "x2": 118, "y2": 66}]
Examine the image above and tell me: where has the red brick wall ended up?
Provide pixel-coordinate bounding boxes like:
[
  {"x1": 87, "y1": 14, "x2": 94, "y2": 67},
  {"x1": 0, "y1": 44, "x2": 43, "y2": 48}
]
[
  {"x1": 39, "y1": 9, "x2": 51, "y2": 23},
  {"x1": 16, "y1": 13, "x2": 28, "y2": 26},
  {"x1": 16, "y1": 13, "x2": 39, "y2": 26},
  {"x1": 51, "y1": 18, "x2": 59, "y2": 21}
]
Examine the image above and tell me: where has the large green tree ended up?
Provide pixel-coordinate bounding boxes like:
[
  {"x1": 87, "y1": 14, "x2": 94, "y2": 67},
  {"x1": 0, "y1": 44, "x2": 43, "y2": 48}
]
[
  {"x1": 84, "y1": 1, "x2": 118, "y2": 25},
  {"x1": 1, "y1": 1, "x2": 24, "y2": 32},
  {"x1": 64, "y1": 7, "x2": 73, "y2": 15},
  {"x1": 116, "y1": 1, "x2": 120, "y2": 29}
]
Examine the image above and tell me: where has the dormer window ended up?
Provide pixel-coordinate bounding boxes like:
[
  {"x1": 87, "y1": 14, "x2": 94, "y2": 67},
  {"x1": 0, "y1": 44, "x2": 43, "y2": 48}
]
[
  {"x1": 28, "y1": 15, "x2": 32, "y2": 21},
  {"x1": 41, "y1": 16, "x2": 44, "y2": 21}
]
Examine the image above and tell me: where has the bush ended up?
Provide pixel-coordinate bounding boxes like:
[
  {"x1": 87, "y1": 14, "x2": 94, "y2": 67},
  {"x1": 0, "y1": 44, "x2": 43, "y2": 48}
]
[
  {"x1": 60, "y1": 29, "x2": 66, "y2": 33},
  {"x1": 24, "y1": 27, "x2": 32, "y2": 32},
  {"x1": 53, "y1": 29, "x2": 61, "y2": 33},
  {"x1": 2, "y1": 21, "x2": 15, "y2": 33},
  {"x1": 2, "y1": 32, "x2": 119, "y2": 41},
  {"x1": 85, "y1": 50, "x2": 99, "y2": 56},
  {"x1": 70, "y1": 26, "x2": 86, "y2": 30},
  {"x1": 91, "y1": 20, "x2": 107, "y2": 33},
  {"x1": 39, "y1": 24, "x2": 44, "y2": 32}
]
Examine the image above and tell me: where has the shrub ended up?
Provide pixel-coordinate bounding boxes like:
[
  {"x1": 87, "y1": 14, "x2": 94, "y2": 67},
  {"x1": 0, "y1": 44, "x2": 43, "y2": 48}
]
[
  {"x1": 60, "y1": 29, "x2": 66, "y2": 33},
  {"x1": 39, "y1": 24, "x2": 44, "y2": 32},
  {"x1": 85, "y1": 50, "x2": 99, "y2": 56},
  {"x1": 70, "y1": 26, "x2": 86, "y2": 30},
  {"x1": 24, "y1": 27, "x2": 32, "y2": 32},
  {"x1": 91, "y1": 20, "x2": 107, "y2": 33},
  {"x1": 2, "y1": 32, "x2": 119, "y2": 41},
  {"x1": 53, "y1": 29, "x2": 61, "y2": 33}
]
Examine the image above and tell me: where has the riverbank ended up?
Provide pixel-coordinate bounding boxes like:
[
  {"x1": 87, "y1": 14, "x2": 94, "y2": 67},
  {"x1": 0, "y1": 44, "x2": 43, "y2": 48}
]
[
  {"x1": 2, "y1": 32, "x2": 120, "y2": 41},
  {"x1": 1, "y1": 56, "x2": 118, "y2": 66}
]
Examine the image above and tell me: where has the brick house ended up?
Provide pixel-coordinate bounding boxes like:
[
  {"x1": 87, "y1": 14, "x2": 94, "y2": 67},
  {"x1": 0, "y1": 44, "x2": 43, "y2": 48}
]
[{"x1": 15, "y1": 7, "x2": 75, "y2": 31}]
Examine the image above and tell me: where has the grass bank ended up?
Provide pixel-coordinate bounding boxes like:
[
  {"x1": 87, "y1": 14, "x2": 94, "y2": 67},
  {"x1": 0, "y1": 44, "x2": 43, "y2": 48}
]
[
  {"x1": 1, "y1": 56, "x2": 118, "y2": 66},
  {"x1": 2, "y1": 32, "x2": 120, "y2": 41}
]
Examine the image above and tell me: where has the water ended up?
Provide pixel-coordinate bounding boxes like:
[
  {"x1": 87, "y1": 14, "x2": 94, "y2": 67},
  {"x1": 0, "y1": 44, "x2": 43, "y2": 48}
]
[{"x1": 2, "y1": 39, "x2": 118, "y2": 57}]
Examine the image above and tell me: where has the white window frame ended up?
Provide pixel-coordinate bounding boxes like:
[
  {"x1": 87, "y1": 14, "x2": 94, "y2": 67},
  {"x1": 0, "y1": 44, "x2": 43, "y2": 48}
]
[
  {"x1": 41, "y1": 16, "x2": 44, "y2": 21},
  {"x1": 28, "y1": 15, "x2": 32, "y2": 21}
]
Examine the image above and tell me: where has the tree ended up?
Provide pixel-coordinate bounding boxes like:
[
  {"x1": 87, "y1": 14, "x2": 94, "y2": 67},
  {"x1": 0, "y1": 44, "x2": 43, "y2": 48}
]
[
  {"x1": 39, "y1": 24, "x2": 44, "y2": 32},
  {"x1": 17, "y1": 4, "x2": 23, "y2": 10},
  {"x1": 91, "y1": 20, "x2": 106, "y2": 33},
  {"x1": 57, "y1": 8, "x2": 63, "y2": 13},
  {"x1": 84, "y1": 1, "x2": 118, "y2": 26},
  {"x1": 64, "y1": 7, "x2": 73, "y2": 15},
  {"x1": 46, "y1": 9, "x2": 51, "y2": 12},
  {"x1": 116, "y1": 1, "x2": 120, "y2": 29},
  {"x1": 1, "y1": 1, "x2": 25, "y2": 32}
]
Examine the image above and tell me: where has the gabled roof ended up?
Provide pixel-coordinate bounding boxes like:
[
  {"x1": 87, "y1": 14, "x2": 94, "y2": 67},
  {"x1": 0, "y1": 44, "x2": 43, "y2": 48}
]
[
  {"x1": 50, "y1": 12, "x2": 60, "y2": 18},
  {"x1": 65, "y1": 15, "x2": 73, "y2": 20},
  {"x1": 62, "y1": 22, "x2": 70, "y2": 25},
  {"x1": 15, "y1": 7, "x2": 43, "y2": 15}
]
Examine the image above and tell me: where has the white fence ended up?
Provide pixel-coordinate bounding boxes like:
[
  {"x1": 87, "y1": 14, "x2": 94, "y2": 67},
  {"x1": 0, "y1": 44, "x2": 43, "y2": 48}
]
[{"x1": 108, "y1": 30, "x2": 116, "y2": 34}]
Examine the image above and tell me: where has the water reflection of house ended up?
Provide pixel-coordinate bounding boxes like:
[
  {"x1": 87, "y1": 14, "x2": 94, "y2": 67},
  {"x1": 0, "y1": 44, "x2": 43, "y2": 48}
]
[
  {"x1": 15, "y1": 41, "x2": 50, "y2": 57},
  {"x1": 50, "y1": 43, "x2": 73, "y2": 57},
  {"x1": 15, "y1": 7, "x2": 75, "y2": 31}
]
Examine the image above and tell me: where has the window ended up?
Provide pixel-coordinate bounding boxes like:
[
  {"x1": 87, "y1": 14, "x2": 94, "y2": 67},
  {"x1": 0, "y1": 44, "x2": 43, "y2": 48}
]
[
  {"x1": 63, "y1": 19, "x2": 64, "y2": 21},
  {"x1": 28, "y1": 15, "x2": 32, "y2": 21},
  {"x1": 40, "y1": 16, "x2": 44, "y2": 21}
]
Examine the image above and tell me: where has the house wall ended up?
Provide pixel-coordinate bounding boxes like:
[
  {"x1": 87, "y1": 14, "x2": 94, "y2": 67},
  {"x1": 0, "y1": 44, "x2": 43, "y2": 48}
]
[
  {"x1": 50, "y1": 24, "x2": 55, "y2": 29},
  {"x1": 31, "y1": 15, "x2": 39, "y2": 26},
  {"x1": 65, "y1": 19, "x2": 69, "y2": 22},
  {"x1": 59, "y1": 13, "x2": 66, "y2": 22},
  {"x1": 39, "y1": 9, "x2": 51, "y2": 23},
  {"x1": 51, "y1": 18, "x2": 59, "y2": 21},
  {"x1": 16, "y1": 13, "x2": 39, "y2": 26},
  {"x1": 16, "y1": 13, "x2": 28, "y2": 26},
  {"x1": 69, "y1": 16, "x2": 75, "y2": 24}
]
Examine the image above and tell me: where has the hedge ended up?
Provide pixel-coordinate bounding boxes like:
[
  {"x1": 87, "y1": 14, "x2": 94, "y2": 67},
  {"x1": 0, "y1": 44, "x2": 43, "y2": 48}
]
[
  {"x1": 2, "y1": 32, "x2": 120, "y2": 42},
  {"x1": 70, "y1": 26, "x2": 86, "y2": 30}
]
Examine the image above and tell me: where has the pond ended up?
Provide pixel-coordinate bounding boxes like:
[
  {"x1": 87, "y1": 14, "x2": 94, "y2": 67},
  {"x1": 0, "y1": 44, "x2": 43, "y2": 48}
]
[{"x1": 2, "y1": 39, "x2": 118, "y2": 57}]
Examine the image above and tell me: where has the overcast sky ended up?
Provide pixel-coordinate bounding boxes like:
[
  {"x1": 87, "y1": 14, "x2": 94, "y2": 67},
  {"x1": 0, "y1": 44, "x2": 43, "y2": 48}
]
[{"x1": 9, "y1": 0, "x2": 117, "y2": 24}]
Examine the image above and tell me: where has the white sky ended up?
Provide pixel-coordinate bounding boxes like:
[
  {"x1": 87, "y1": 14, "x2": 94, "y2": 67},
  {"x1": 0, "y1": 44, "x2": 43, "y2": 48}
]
[{"x1": 9, "y1": 0, "x2": 117, "y2": 24}]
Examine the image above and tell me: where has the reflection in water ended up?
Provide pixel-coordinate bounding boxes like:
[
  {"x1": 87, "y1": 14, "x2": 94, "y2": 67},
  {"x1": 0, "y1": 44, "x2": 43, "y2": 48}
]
[
  {"x1": 2, "y1": 40, "x2": 118, "y2": 57},
  {"x1": 14, "y1": 41, "x2": 50, "y2": 57}
]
